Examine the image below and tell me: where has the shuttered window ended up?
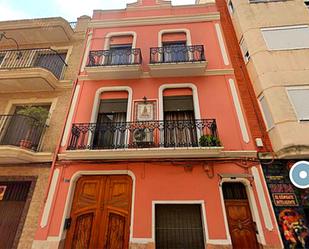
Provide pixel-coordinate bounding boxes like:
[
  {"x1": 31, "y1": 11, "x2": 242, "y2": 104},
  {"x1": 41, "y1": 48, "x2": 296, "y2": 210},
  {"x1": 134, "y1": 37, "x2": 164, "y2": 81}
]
[
  {"x1": 155, "y1": 204, "x2": 205, "y2": 249},
  {"x1": 261, "y1": 25, "x2": 309, "y2": 50},
  {"x1": 287, "y1": 88, "x2": 309, "y2": 121},
  {"x1": 259, "y1": 96, "x2": 274, "y2": 130}
]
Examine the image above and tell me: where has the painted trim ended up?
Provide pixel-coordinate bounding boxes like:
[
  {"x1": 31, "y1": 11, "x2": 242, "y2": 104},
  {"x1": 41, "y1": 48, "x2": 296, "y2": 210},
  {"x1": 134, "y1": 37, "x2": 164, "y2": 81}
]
[
  {"x1": 103, "y1": 31, "x2": 137, "y2": 50},
  {"x1": 40, "y1": 168, "x2": 60, "y2": 228},
  {"x1": 151, "y1": 200, "x2": 210, "y2": 245},
  {"x1": 219, "y1": 177, "x2": 266, "y2": 245},
  {"x1": 158, "y1": 28, "x2": 192, "y2": 47},
  {"x1": 228, "y1": 79, "x2": 250, "y2": 143},
  {"x1": 58, "y1": 170, "x2": 136, "y2": 241},
  {"x1": 260, "y1": 24, "x2": 309, "y2": 32},
  {"x1": 251, "y1": 166, "x2": 274, "y2": 231},
  {"x1": 215, "y1": 23, "x2": 229, "y2": 66},
  {"x1": 81, "y1": 31, "x2": 93, "y2": 72},
  {"x1": 91, "y1": 86, "x2": 133, "y2": 124},
  {"x1": 158, "y1": 83, "x2": 201, "y2": 143},
  {"x1": 89, "y1": 13, "x2": 221, "y2": 29},
  {"x1": 61, "y1": 84, "x2": 81, "y2": 147}
]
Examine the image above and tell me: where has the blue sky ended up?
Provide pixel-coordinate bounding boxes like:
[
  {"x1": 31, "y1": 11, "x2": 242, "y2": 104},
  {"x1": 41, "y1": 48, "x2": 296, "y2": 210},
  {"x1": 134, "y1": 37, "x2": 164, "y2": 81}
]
[{"x1": 0, "y1": 0, "x2": 196, "y2": 22}]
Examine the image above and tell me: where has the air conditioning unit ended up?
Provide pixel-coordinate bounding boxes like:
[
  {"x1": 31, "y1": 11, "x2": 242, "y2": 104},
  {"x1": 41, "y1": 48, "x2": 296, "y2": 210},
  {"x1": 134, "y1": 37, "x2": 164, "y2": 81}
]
[{"x1": 133, "y1": 128, "x2": 153, "y2": 147}]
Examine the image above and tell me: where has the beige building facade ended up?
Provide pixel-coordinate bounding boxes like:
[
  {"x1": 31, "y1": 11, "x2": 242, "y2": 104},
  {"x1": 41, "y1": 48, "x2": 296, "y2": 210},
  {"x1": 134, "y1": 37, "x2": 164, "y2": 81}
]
[
  {"x1": 220, "y1": 0, "x2": 309, "y2": 159},
  {"x1": 0, "y1": 16, "x2": 89, "y2": 249}
]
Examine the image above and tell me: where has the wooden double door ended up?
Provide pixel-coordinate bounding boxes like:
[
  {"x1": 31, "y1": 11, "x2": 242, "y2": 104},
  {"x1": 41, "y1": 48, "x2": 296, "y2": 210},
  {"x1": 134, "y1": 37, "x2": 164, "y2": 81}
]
[{"x1": 64, "y1": 175, "x2": 132, "y2": 249}]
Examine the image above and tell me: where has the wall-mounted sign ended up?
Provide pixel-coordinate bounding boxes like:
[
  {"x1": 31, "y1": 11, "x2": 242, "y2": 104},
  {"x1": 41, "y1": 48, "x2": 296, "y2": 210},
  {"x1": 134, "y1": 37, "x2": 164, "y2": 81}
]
[
  {"x1": 135, "y1": 101, "x2": 156, "y2": 121},
  {"x1": 273, "y1": 193, "x2": 299, "y2": 206},
  {"x1": 0, "y1": 186, "x2": 7, "y2": 201}
]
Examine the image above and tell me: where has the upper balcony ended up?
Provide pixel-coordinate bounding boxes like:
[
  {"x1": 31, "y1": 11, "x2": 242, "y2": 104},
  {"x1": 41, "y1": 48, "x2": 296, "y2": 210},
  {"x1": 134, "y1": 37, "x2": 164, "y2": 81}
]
[
  {"x1": 85, "y1": 48, "x2": 143, "y2": 80},
  {"x1": 0, "y1": 18, "x2": 75, "y2": 45},
  {"x1": 64, "y1": 119, "x2": 223, "y2": 160},
  {"x1": 0, "y1": 48, "x2": 67, "y2": 92},
  {"x1": 0, "y1": 114, "x2": 51, "y2": 164},
  {"x1": 149, "y1": 45, "x2": 208, "y2": 77}
]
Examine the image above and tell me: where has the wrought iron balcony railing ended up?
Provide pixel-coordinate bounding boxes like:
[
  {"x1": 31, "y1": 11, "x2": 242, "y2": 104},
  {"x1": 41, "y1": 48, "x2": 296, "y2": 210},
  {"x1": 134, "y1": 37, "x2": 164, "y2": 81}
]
[
  {"x1": 150, "y1": 45, "x2": 205, "y2": 64},
  {"x1": 67, "y1": 119, "x2": 220, "y2": 150},
  {"x1": 0, "y1": 48, "x2": 67, "y2": 79},
  {"x1": 87, "y1": 48, "x2": 142, "y2": 67},
  {"x1": 0, "y1": 114, "x2": 47, "y2": 152}
]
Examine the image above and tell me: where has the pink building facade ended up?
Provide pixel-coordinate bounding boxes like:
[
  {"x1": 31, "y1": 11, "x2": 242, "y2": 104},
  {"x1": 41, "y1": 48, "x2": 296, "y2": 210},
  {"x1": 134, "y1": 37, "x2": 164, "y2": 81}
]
[{"x1": 33, "y1": 1, "x2": 283, "y2": 248}]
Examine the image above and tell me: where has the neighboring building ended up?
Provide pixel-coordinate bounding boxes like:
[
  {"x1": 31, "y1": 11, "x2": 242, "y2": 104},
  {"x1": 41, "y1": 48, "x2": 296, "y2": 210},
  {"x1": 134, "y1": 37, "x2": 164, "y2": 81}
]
[
  {"x1": 210, "y1": 0, "x2": 309, "y2": 247},
  {"x1": 33, "y1": 0, "x2": 283, "y2": 249},
  {"x1": 0, "y1": 16, "x2": 89, "y2": 249}
]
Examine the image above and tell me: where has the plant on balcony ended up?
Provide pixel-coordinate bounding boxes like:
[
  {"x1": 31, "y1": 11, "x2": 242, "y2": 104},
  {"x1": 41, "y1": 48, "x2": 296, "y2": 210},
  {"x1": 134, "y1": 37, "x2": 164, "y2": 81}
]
[
  {"x1": 199, "y1": 134, "x2": 221, "y2": 147},
  {"x1": 16, "y1": 106, "x2": 49, "y2": 149}
]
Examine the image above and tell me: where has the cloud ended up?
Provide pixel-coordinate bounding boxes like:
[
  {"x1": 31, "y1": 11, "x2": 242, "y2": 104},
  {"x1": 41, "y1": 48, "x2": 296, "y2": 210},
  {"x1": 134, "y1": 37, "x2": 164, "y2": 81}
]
[{"x1": 0, "y1": 2, "x2": 29, "y2": 21}]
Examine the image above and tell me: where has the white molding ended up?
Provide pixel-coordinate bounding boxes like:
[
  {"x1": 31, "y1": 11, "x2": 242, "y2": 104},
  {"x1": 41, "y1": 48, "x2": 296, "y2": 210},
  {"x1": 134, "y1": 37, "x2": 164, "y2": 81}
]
[
  {"x1": 260, "y1": 24, "x2": 309, "y2": 32},
  {"x1": 219, "y1": 177, "x2": 266, "y2": 245},
  {"x1": 81, "y1": 31, "x2": 93, "y2": 72},
  {"x1": 58, "y1": 170, "x2": 136, "y2": 241},
  {"x1": 158, "y1": 28, "x2": 192, "y2": 47},
  {"x1": 215, "y1": 23, "x2": 229, "y2": 66},
  {"x1": 61, "y1": 85, "x2": 80, "y2": 147},
  {"x1": 40, "y1": 169, "x2": 60, "y2": 228},
  {"x1": 251, "y1": 166, "x2": 274, "y2": 231},
  {"x1": 104, "y1": 31, "x2": 137, "y2": 50},
  {"x1": 89, "y1": 13, "x2": 220, "y2": 29},
  {"x1": 228, "y1": 79, "x2": 250, "y2": 143}
]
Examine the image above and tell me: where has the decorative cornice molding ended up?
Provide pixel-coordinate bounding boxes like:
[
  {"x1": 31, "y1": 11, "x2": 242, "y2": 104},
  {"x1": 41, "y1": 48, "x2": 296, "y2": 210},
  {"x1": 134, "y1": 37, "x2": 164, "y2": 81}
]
[
  {"x1": 58, "y1": 148, "x2": 258, "y2": 161},
  {"x1": 89, "y1": 12, "x2": 220, "y2": 28}
]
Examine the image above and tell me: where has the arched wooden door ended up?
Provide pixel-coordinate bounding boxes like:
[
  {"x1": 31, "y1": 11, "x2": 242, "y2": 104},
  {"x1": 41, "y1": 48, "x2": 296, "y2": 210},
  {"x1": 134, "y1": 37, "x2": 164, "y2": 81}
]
[
  {"x1": 223, "y1": 182, "x2": 260, "y2": 249},
  {"x1": 64, "y1": 175, "x2": 132, "y2": 249}
]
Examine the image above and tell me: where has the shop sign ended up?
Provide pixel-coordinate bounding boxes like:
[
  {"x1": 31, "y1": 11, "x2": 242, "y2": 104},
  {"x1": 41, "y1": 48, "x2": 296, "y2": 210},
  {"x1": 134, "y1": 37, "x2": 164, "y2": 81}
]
[{"x1": 273, "y1": 193, "x2": 298, "y2": 206}]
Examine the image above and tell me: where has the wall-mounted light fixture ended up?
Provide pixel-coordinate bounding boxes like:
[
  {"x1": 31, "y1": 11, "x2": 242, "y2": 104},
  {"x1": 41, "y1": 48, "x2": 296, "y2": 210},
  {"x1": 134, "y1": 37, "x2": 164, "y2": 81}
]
[{"x1": 0, "y1": 32, "x2": 22, "y2": 59}]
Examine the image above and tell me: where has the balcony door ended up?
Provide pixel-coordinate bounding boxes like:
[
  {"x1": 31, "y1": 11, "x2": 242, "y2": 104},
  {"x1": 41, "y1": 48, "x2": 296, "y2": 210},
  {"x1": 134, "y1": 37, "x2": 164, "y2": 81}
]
[
  {"x1": 93, "y1": 99, "x2": 127, "y2": 149},
  {"x1": 106, "y1": 44, "x2": 132, "y2": 65},
  {"x1": 163, "y1": 95, "x2": 197, "y2": 147},
  {"x1": 0, "y1": 105, "x2": 49, "y2": 151},
  {"x1": 162, "y1": 41, "x2": 188, "y2": 63}
]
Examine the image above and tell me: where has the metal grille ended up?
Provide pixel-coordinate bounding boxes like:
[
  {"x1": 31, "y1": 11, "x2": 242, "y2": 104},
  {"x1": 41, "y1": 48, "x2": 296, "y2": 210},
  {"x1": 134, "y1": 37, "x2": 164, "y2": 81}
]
[
  {"x1": 222, "y1": 182, "x2": 248, "y2": 200},
  {"x1": 0, "y1": 48, "x2": 67, "y2": 79},
  {"x1": 155, "y1": 204, "x2": 205, "y2": 249},
  {"x1": 0, "y1": 181, "x2": 31, "y2": 201}
]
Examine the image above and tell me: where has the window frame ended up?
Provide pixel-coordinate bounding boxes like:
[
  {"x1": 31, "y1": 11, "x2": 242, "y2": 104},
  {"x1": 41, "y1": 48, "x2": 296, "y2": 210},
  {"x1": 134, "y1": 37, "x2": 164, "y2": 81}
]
[
  {"x1": 258, "y1": 95, "x2": 275, "y2": 131},
  {"x1": 261, "y1": 25, "x2": 309, "y2": 51},
  {"x1": 239, "y1": 37, "x2": 250, "y2": 63},
  {"x1": 152, "y1": 201, "x2": 208, "y2": 248},
  {"x1": 286, "y1": 86, "x2": 309, "y2": 122}
]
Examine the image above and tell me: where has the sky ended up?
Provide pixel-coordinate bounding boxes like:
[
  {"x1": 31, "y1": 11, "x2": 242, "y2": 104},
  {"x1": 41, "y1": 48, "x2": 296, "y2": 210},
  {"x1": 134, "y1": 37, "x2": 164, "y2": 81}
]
[{"x1": 0, "y1": 0, "x2": 196, "y2": 22}]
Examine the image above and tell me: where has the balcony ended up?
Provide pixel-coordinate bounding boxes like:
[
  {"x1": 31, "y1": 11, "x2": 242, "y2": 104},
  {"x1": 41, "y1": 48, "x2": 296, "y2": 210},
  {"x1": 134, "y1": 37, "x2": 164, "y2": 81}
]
[
  {"x1": 63, "y1": 119, "x2": 223, "y2": 160},
  {"x1": 84, "y1": 48, "x2": 143, "y2": 80},
  {"x1": 149, "y1": 45, "x2": 208, "y2": 77},
  {"x1": 0, "y1": 48, "x2": 67, "y2": 92},
  {"x1": 0, "y1": 114, "x2": 52, "y2": 164}
]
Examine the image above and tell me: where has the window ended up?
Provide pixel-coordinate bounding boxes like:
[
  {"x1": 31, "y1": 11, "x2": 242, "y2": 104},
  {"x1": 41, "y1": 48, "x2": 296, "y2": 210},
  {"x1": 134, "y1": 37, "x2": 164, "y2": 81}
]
[
  {"x1": 240, "y1": 38, "x2": 250, "y2": 63},
  {"x1": 261, "y1": 25, "x2": 309, "y2": 50},
  {"x1": 93, "y1": 98, "x2": 128, "y2": 149},
  {"x1": 107, "y1": 44, "x2": 132, "y2": 65},
  {"x1": 163, "y1": 95, "x2": 197, "y2": 147},
  {"x1": 259, "y1": 96, "x2": 274, "y2": 130},
  {"x1": 228, "y1": 0, "x2": 234, "y2": 13},
  {"x1": 305, "y1": 0, "x2": 309, "y2": 8},
  {"x1": 287, "y1": 88, "x2": 309, "y2": 121},
  {"x1": 162, "y1": 41, "x2": 188, "y2": 63},
  {"x1": 155, "y1": 204, "x2": 205, "y2": 249}
]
